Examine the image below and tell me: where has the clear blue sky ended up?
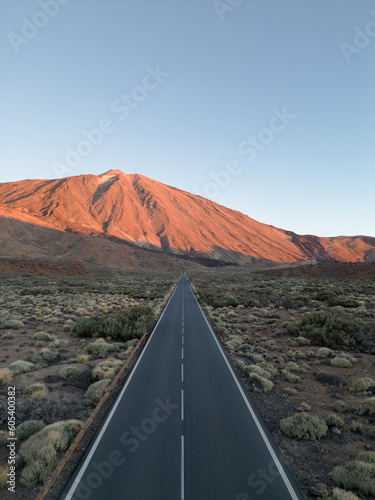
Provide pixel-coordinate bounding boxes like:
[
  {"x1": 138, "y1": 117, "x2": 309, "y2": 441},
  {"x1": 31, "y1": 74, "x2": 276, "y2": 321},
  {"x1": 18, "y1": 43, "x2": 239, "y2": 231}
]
[{"x1": 1, "y1": 0, "x2": 374, "y2": 237}]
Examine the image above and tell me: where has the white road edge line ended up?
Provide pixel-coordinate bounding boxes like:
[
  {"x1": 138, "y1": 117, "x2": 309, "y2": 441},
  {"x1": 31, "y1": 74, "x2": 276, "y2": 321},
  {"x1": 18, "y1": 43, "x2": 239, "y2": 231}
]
[
  {"x1": 187, "y1": 279, "x2": 300, "y2": 500},
  {"x1": 64, "y1": 277, "x2": 182, "y2": 500},
  {"x1": 181, "y1": 435, "x2": 185, "y2": 500}
]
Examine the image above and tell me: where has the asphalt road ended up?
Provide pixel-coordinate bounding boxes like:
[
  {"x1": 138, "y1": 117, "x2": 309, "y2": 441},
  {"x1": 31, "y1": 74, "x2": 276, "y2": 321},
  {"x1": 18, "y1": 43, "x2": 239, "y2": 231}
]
[{"x1": 61, "y1": 273, "x2": 303, "y2": 500}]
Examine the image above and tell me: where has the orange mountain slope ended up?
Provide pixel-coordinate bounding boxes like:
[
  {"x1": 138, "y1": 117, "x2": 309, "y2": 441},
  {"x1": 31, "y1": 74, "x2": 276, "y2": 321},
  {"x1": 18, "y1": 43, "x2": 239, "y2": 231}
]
[{"x1": 0, "y1": 170, "x2": 374, "y2": 265}]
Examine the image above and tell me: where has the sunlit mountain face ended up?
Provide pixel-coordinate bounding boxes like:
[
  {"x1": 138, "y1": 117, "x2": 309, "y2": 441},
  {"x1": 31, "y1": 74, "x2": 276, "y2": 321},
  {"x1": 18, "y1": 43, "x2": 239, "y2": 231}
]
[{"x1": 0, "y1": 170, "x2": 374, "y2": 268}]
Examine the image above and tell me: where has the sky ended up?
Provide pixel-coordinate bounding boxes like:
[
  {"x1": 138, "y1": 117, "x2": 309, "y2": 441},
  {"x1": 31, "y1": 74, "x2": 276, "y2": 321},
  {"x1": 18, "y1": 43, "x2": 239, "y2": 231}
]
[{"x1": 0, "y1": 0, "x2": 374, "y2": 237}]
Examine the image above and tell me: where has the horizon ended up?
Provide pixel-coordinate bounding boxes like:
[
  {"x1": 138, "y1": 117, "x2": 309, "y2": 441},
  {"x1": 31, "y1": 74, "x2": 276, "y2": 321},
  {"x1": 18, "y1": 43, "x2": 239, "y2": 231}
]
[{"x1": 1, "y1": 1, "x2": 374, "y2": 238}]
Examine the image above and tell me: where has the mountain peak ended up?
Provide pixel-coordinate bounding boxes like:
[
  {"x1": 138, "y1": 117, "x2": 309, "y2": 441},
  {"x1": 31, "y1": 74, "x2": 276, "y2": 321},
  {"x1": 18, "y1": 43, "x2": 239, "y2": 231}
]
[{"x1": 100, "y1": 169, "x2": 125, "y2": 176}]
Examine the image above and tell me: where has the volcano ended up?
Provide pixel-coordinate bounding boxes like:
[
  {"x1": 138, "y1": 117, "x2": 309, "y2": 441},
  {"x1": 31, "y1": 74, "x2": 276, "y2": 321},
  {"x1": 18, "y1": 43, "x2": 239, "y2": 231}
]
[{"x1": 0, "y1": 170, "x2": 374, "y2": 268}]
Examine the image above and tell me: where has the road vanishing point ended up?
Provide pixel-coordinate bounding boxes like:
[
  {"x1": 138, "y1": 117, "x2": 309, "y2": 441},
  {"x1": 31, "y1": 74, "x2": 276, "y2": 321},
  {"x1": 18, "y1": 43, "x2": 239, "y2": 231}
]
[{"x1": 61, "y1": 273, "x2": 303, "y2": 500}]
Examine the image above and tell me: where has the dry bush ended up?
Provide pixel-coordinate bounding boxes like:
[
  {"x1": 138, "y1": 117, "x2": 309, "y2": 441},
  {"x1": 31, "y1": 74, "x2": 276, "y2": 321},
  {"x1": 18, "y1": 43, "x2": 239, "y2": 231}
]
[
  {"x1": 83, "y1": 379, "x2": 111, "y2": 406},
  {"x1": 0, "y1": 368, "x2": 12, "y2": 387},
  {"x1": 280, "y1": 413, "x2": 328, "y2": 441},
  {"x1": 20, "y1": 419, "x2": 82, "y2": 488}
]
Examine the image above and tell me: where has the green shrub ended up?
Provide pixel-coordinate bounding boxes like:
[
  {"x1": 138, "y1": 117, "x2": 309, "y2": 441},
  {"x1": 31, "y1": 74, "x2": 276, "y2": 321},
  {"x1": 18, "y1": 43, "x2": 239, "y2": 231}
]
[
  {"x1": 24, "y1": 383, "x2": 48, "y2": 399},
  {"x1": 325, "y1": 414, "x2": 345, "y2": 428},
  {"x1": 0, "y1": 368, "x2": 12, "y2": 387},
  {"x1": 332, "y1": 401, "x2": 349, "y2": 413},
  {"x1": 357, "y1": 451, "x2": 375, "y2": 464},
  {"x1": 92, "y1": 359, "x2": 123, "y2": 380},
  {"x1": 315, "y1": 290, "x2": 338, "y2": 304},
  {"x1": 285, "y1": 309, "x2": 365, "y2": 348},
  {"x1": 352, "y1": 378, "x2": 375, "y2": 392},
  {"x1": 73, "y1": 305, "x2": 154, "y2": 341},
  {"x1": 285, "y1": 362, "x2": 300, "y2": 372},
  {"x1": 353, "y1": 397, "x2": 375, "y2": 416},
  {"x1": 249, "y1": 365, "x2": 271, "y2": 380},
  {"x1": 84, "y1": 341, "x2": 122, "y2": 359},
  {"x1": 248, "y1": 373, "x2": 273, "y2": 393},
  {"x1": 17, "y1": 420, "x2": 45, "y2": 441},
  {"x1": 337, "y1": 353, "x2": 357, "y2": 364},
  {"x1": 257, "y1": 362, "x2": 278, "y2": 378},
  {"x1": 20, "y1": 419, "x2": 82, "y2": 487},
  {"x1": 41, "y1": 350, "x2": 59, "y2": 362},
  {"x1": 283, "y1": 387, "x2": 297, "y2": 396},
  {"x1": 331, "y1": 488, "x2": 361, "y2": 500},
  {"x1": 3, "y1": 319, "x2": 24, "y2": 329},
  {"x1": 331, "y1": 357, "x2": 352, "y2": 368},
  {"x1": 197, "y1": 288, "x2": 239, "y2": 308},
  {"x1": 280, "y1": 413, "x2": 328, "y2": 441},
  {"x1": 316, "y1": 347, "x2": 333, "y2": 358},
  {"x1": 282, "y1": 370, "x2": 301, "y2": 384},
  {"x1": 59, "y1": 366, "x2": 83, "y2": 381},
  {"x1": 34, "y1": 331, "x2": 51, "y2": 341},
  {"x1": 50, "y1": 339, "x2": 69, "y2": 348},
  {"x1": 83, "y1": 379, "x2": 111, "y2": 406},
  {"x1": 8, "y1": 360, "x2": 34, "y2": 374},
  {"x1": 332, "y1": 460, "x2": 375, "y2": 496}
]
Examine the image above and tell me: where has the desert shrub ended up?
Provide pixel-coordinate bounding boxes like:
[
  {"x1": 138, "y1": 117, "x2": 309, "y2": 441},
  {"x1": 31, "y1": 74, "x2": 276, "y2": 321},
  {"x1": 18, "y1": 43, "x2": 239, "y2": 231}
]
[
  {"x1": 196, "y1": 288, "x2": 239, "y2": 308},
  {"x1": 331, "y1": 357, "x2": 352, "y2": 368},
  {"x1": 248, "y1": 365, "x2": 271, "y2": 380},
  {"x1": 34, "y1": 331, "x2": 51, "y2": 341},
  {"x1": 0, "y1": 368, "x2": 12, "y2": 387},
  {"x1": 285, "y1": 309, "x2": 365, "y2": 348},
  {"x1": 17, "y1": 420, "x2": 45, "y2": 441},
  {"x1": 337, "y1": 353, "x2": 357, "y2": 364},
  {"x1": 3, "y1": 319, "x2": 24, "y2": 329},
  {"x1": 84, "y1": 341, "x2": 122, "y2": 359},
  {"x1": 315, "y1": 290, "x2": 338, "y2": 304},
  {"x1": 76, "y1": 354, "x2": 90, "y2": 363},
  {"x1": 357, "y1": 451, "x2": 375, "y2": 463},
  {"x1": 335, "y1": 298, "x2": 361, "y2": 308},
  {"x1": 73, "y1": 305, "x2": 153, "y2": 341},
  {"x1": 8, "y1": 360, "x2": 34, "y2": 374},
  {"x1": 325, "y1": 414, "x2": 345, "y2": 428},
  {"x1": 0, "y1": 465, "x2": 10, "y2": 490},
  {"x1": 226, "y1": 339, "x2": 242, "y2": 351},
  {"x1": 332, "y1": 459, "x2": 375, "y2": 496},
  {"x1": 59, "y1": 366, "x2": 83, "y2": 381},
  {"x1": 248, "y1": 373, "x2": 273, "y2": 393},
  {"x1": 280, "y1": 413, "x2": 328, "y2": 441},
  {"x1": 83, "y1": 379, "x2": 111, "y2": 406},
  {"x1": 316, "y1": 347, "x2": 333, "y2": 358},
  {"x1": 41, "y1": 350, "x2": 60, "y2": 362},
  {"x1": 352, "y1": 378, "x2": 375, "y2": 392},
  {"x1": 283, "y1": 387, "x2": 298, "y2": 396},
  {"x1": 285, "y1": 362, "x2": 300, "y2": 372},
  {"x1": 50, "y1": 339, "x2": 69, "y2": 348},
  {"x1": 353, "y1": 397, "x2": 375, "y2": 416},
  {"x1": 257, "y1": 362, "x2": 278, "y2": 378},
  {"x1": 332, "y1": 401, "x2": 349, "y2": 413},
  {"x1": 282, "y1": 370, "x2": 301, "y2": 384},
  {"x1": 315, "y1": 371, "x2": 346, "y2": 387},
  {"x1": 92, "y1": 359, "x2": 122, "y2": 380},
  {"x1": 24, "y1": 383, "x2": 47, "y2": 399},
  {"x1": 20, "y1": 419, "x2": 82, "y2": 488},
  {"x1": 331, "y1": 488, "x2": 361, "y2": 500}
]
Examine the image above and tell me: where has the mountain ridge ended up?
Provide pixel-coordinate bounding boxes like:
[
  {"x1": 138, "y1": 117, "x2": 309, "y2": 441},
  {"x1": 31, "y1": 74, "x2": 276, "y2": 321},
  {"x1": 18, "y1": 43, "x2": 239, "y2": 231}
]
[{"x1": 0, "y1": 170, "x2": 374, "y2": 267}]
